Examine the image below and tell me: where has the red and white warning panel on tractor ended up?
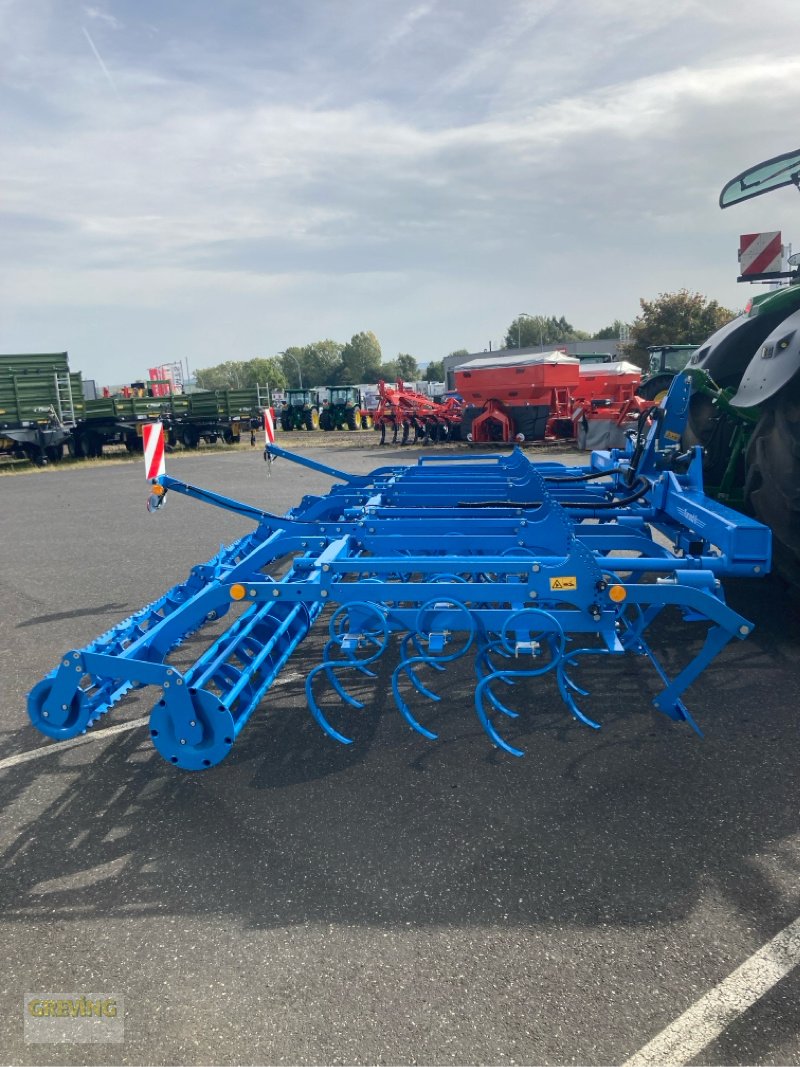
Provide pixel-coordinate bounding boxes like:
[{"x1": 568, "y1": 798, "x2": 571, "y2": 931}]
[
  {"x1": 142, "y1": 421, "x2": 166, "y2": 481},
  {"x1": 739, "y1": 231, "x2": 782, "y2": 277},
  {"x1": 264, "y1": 407, "x2": 275, "y2": 444}
]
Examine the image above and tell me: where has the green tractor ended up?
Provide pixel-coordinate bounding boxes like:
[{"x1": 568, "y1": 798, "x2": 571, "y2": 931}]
[
  {"x1": 638, "y1": 344, "x2": 698, "y2": 403},
  {"x1": 279, "y1": 389, "x2": 320, "y2": 432},
  {"x1": 679, "y1": 148, "x2": 800, "y2": 589},
  {"x1": 319, "y1": 387, "x2": 372, "y2": 430}
]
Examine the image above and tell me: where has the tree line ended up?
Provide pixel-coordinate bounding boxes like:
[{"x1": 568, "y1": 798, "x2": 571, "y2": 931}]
[
  {"x1": 506, "y1": 291, "x2": 735, "y2": 369},
  {"x1": 194, "y1": 291, "x2": 735, "y2": 391},
  {"x1": 195, "y1": 332, "x2": 445, "y2": 392}
]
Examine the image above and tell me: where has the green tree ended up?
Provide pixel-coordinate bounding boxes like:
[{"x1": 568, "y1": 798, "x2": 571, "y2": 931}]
[
  {"x1": 380, "y1": 359, "x2": 399, "y2": 383},
  {"x1": 195, "y1": 360, "x2": 249, "y2": 389},
  {"x1": 244, "y1": 357, "x2": 287, "y2": 390},
  {"x1": 195, "y1": 358, "x2": 287, "y2": 391},
  {"x1": 340, "y1": 331, "x2": 382, "y2": 383},
  {"x1": 626, "y1": 290, "x2": 735, "y2": 366},
  {"x1": 301, "y1": 340, "x2": 344, "y2": 386},
  {"x1": 424, "y1": 358, "x2": 445, "y2": 381},
  {"x1": 505, "y1": 314, "x2": 590, "y2": 349},
  {"x1": 593, "y1": 319, "x2": 628, "y2": 340},
  {"x1": 394, "y1": 353, "x2": 419, "y2": 380},
  {"x1": 279, "y1": 346, "x2": 306, "y2": 389}
]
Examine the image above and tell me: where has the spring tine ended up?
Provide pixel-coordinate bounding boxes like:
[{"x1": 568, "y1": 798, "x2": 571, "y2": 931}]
[
  {"x1": 555, "y1": 666, "x2": 602, "y2": 729},
  {"x1": 305, "y1": 663, "x2": 356, "y2": 745},
  {"x1": 398, "y1": 635, "x2": 445, "y2": 700},
  {"x1": 391, "y1": 658, "x2": 440, "y2": 740},
  {"x1": 481, "y1": 676, "x2": 520, "y2": 720},
  {"x1": 474, "y1": 674, "x2": 525, "y2": 757}
]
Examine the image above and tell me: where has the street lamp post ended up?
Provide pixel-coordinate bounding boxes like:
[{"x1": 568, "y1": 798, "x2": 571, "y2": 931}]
[
  {"x1": 518, "y1": 312, "x2": 534, "y2": 351},
  {"x1": 279, "y1": 350, "x2": 303, "y2": 389}
]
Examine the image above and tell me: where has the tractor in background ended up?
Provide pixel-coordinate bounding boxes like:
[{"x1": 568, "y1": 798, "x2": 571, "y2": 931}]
[
  {"x1": 319, "y1": 387, "x2": 373, "y2": 430},
  {"x1": 279, "y1": 389, "x2": 321, "y2": 432},
  {"x1": 638, "y1": 345, "x2": 698, "y2": 403}
]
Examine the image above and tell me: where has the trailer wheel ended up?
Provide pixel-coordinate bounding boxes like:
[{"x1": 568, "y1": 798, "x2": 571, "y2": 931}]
[
  {"x1": 125, "y1": 433, "x2": 143, "y2": 453},
  {"x1": 182, "y1": 426, "x2": 200, "y2": 449},
  {"x1": 22, "y1": 443, "x2": 45, "y2": 466},
  {"x1": 744, "y1": 377, "x2": 800, "y2": 590},
  {"x1": 361, "y1": 414, "x2": 373, "y2": 430},
  {"x1": 45, "y1": 444, "x2": 64, "y2": 463},
  {"x1": 82, "y1": 431, "x2": 103, "y2": 458}
]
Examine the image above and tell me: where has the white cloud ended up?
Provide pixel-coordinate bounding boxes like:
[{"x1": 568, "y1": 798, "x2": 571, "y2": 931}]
[{"x1": 2, "y1": 0, "x2": 800, "y2": 378}]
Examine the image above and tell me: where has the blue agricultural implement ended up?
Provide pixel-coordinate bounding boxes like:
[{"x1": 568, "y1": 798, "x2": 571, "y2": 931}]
[{"x1": 27, "y1": 374, "x2": 771, "y2": 770}]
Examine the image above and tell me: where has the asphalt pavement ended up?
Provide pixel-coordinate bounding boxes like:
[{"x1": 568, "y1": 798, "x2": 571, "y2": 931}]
[{"x1": 1, "y1": 440, "x2": 799, "y2": 1066}]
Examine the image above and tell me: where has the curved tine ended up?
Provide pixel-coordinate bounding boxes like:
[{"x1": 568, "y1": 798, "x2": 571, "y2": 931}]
[
  {"x1": 474, "y1": 675, "x2": 524, "y2": 757},
  {"x1": 391, "y1": 659, "x2": 439, "y2": 741},
  {"x1": 556, "y1": 646, "x2": 613, "y2": 728},
  {"x1": 399, "y1": 652, "x2": 444, "y2": 703},
  {"x1": 556, "y1": 665, "x2": 602, "y2": 729},
  {"x1": 559, "y1": 667, "x2": 591, "y2": 698},
  {"x1": 476, "y1": 639, "x2": 514, "y2": 677},
  {"x1": 481, "y1": 673, "x2": 520, "y2": 719},
  {"x1": 324, "y1": 662, "x2": 368, "y2": 709},
  {"x1": 399, "y1": 635, "x2": 445, "y2": 700},
  {"x1": 305, "y1": 663, "x2": 355, "y2": 745}
]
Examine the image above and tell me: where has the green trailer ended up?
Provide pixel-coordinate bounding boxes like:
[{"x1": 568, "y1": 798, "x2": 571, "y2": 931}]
[
  {"x1": 74, "y1": 394, "x2": 174, "y2": 457},
  {"x1": 74, "y1": 385, "x2": 269, "y2": 454},
  {"x1": 0, "y1": 352, "x2": 83, "y2": 464},
  {"x1": 171, "y1": 386, "x2": 269, "y2": 447}
]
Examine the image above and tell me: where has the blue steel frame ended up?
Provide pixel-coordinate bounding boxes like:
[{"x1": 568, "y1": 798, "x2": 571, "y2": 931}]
[{"x1": 27, "y1": 374, "x2": 771, "y2": 769}]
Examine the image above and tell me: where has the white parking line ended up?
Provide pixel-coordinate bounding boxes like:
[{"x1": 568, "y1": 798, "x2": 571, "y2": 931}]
[
  {"x1": 624, "y1": 915, "x2": 800, "y2": 1066},
  {"x1": 0, "y1": 717, "x2": 149, "y2": 773}
]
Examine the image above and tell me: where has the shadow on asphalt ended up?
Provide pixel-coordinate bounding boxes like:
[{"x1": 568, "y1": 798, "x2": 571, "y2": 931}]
[{"x1": 1, "y1": 575, "x2": 799, "y2": 955}]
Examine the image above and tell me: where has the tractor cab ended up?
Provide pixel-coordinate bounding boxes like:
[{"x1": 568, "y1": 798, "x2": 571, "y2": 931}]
[
  {"x1": 279, "y1": 389, "x2": 320, "y2": 431},
  {"x1": 638, "y1": 345, "x2": 698, "y2": 402},
  {"x1": 647, "y1": 345, "x2": 698, "y2": 376}
]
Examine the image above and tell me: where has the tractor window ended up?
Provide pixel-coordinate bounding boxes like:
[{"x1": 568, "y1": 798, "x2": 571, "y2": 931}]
[
  {"x1": 720, "y1": 148, "x2": 800, "y2": 208},
  {"x1": 664, "y1": 349, "x2": 696, "y2": 373}
]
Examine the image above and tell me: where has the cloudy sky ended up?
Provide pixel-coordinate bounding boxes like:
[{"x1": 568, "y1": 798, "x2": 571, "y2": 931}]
[{"x1": 2, "y1": 0, "x2": 800, "y2": 383}]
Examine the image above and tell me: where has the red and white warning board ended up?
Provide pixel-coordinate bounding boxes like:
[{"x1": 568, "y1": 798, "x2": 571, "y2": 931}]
[
  {"x1": 264, "y1": 407, "x2": 275, "y2": 444},
  {"x1": 142, "y1": 421, "x2": 166, "y2": 481},
  {"x1": 739, "y1": 231, "x2": 782, "y2": 276}
]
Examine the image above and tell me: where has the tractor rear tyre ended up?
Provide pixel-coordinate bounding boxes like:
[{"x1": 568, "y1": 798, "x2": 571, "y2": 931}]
[
  {"x1": 637, "y1": 373, "x2": 675, "y2": 404},
  {"x1": 744, "y1": 377, "x2": 800, "y2": 590},
  {"x1": 682, "y1": 392, "x2": 746, "y2": 489},
  {"x1": 346, "y1": 410, "x2": 358, "y2": 431},
  {"x1": 310, "y1": 408, "x2": 321, "y2": 430}
]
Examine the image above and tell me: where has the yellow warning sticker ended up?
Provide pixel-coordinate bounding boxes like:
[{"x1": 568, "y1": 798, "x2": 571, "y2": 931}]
[
  {"x1": 549, "y1": 576, "x2": 577, "y2": 591},
  {"x1": 664, "y1": 430, "x2": 681, "y2": 441}
]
